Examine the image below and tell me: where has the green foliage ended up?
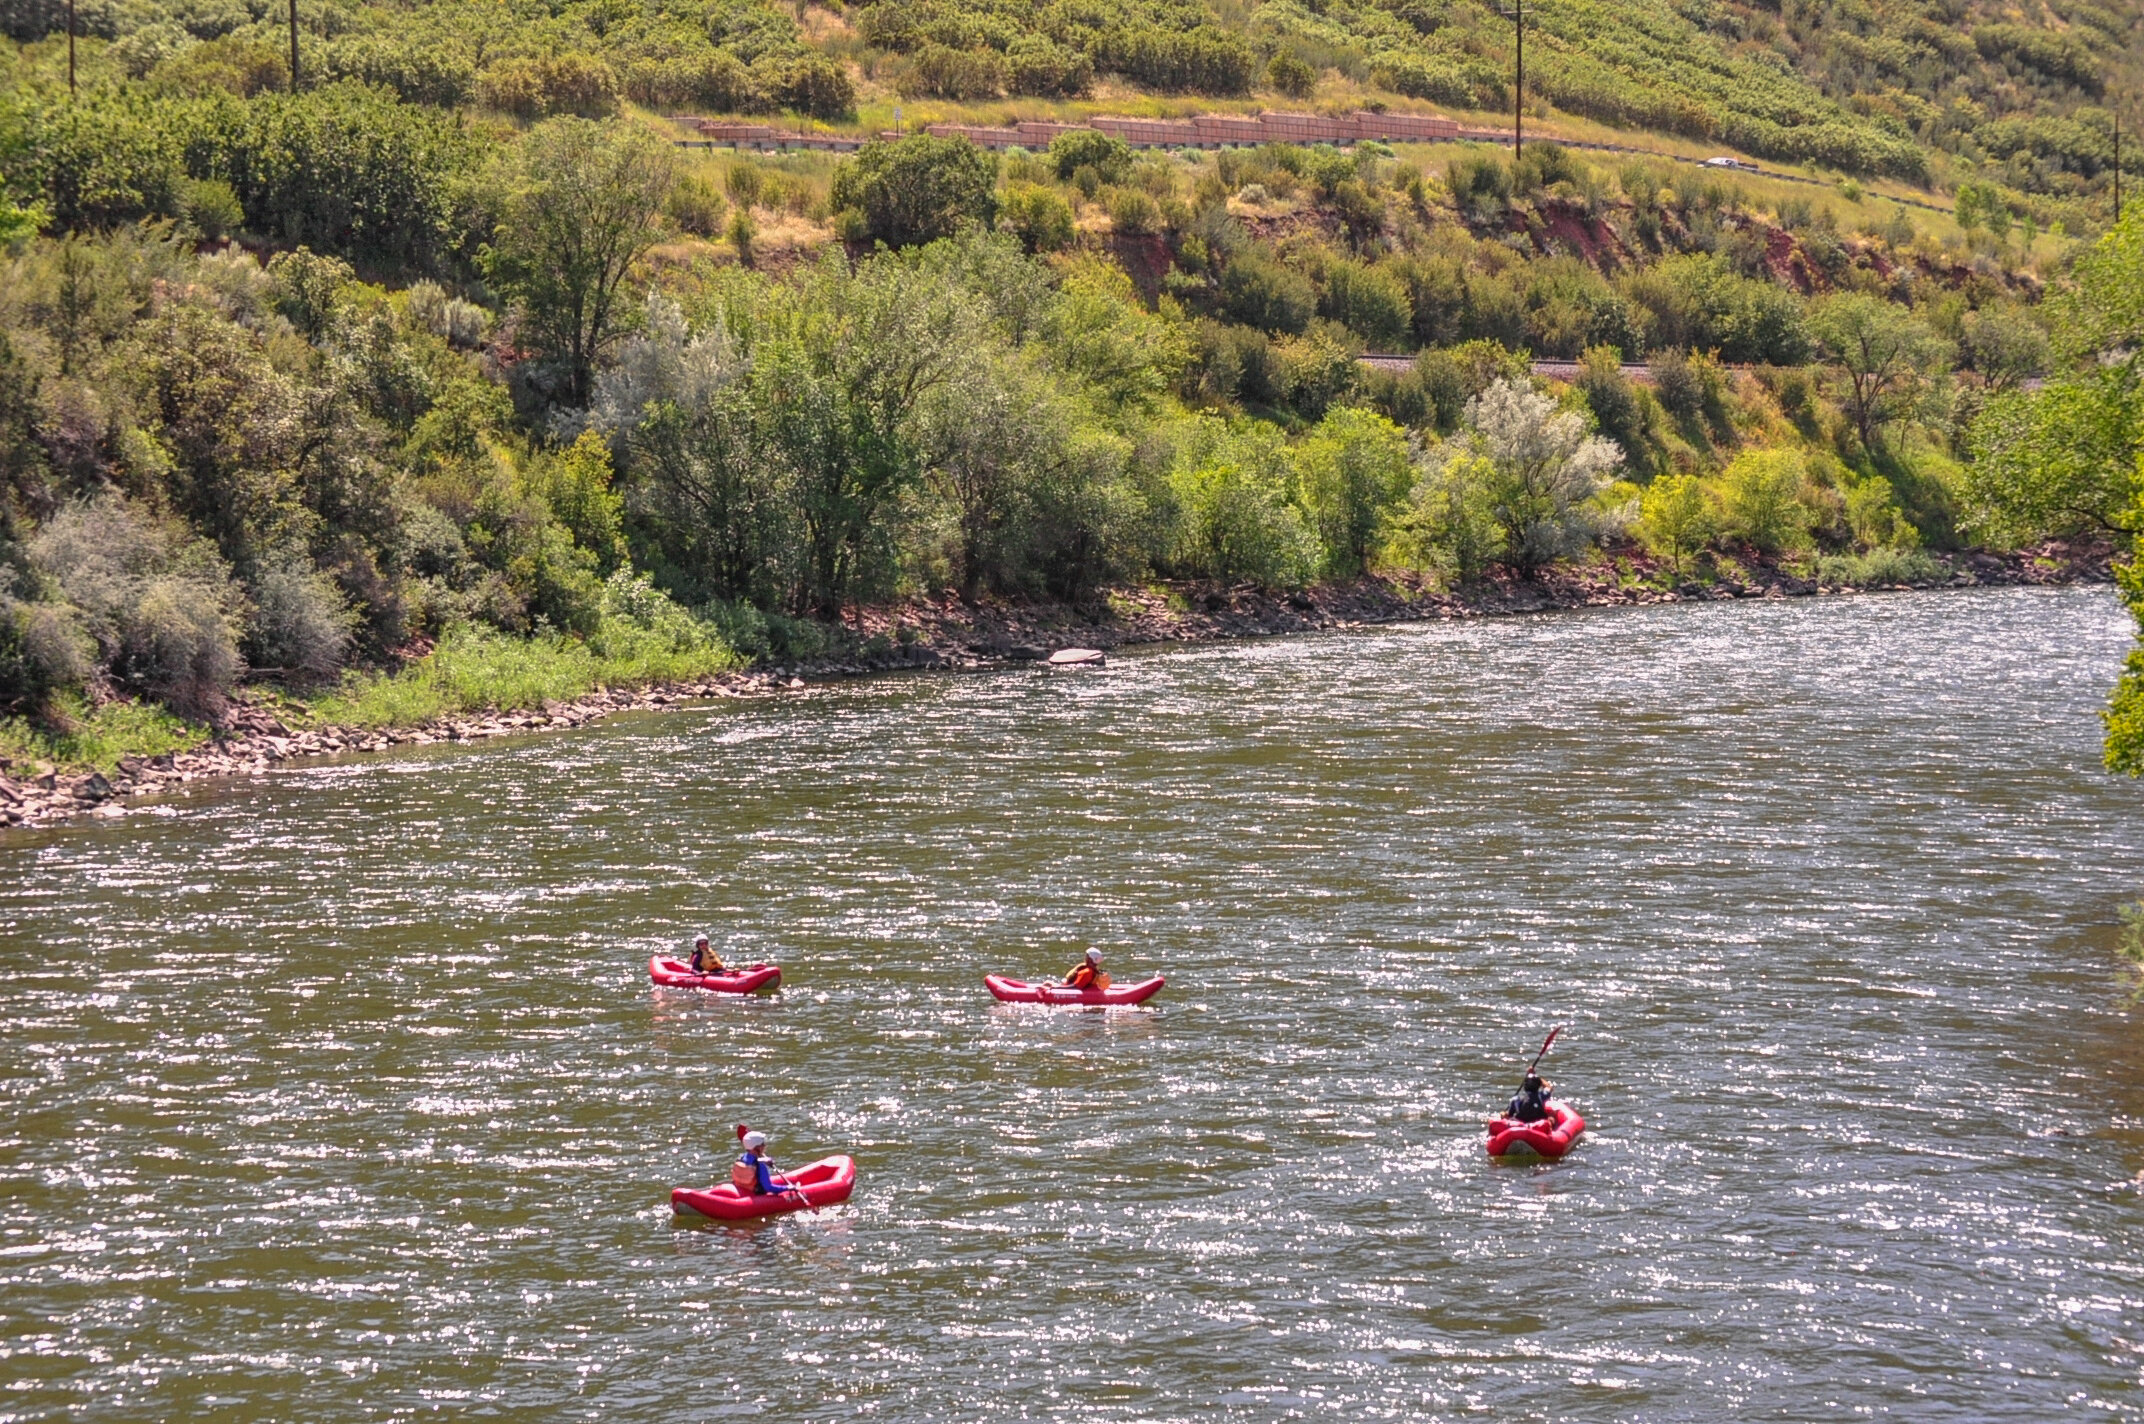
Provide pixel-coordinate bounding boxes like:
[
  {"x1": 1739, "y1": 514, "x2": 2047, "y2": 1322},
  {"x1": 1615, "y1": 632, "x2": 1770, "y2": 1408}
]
[
  {"x1": 1267, "y1": 51, "x2": 1317, "y2": 99},
  {"x1": 830, "y1": 134, "x2": 997, "y2": 250},
  {"x1": 1166, "y1": 419, "x2": 1320, "y2": 588},
  {"x1": 1000, "y1": 182, "x2": 1075, "y2": 253},
  {"x1": 1049, "y1": 130, "x2": 1132, "y2": 185},
  {"x1": 0, "y1": 693, "x2": 204, "y2": 775},
  {"x1": 1805, "y1": 547, "x2": 1943, "y2": 587},
  {"x1": 305, "y1": 615, "x2": 734, "y2": 730},
  {"x1": 1636, "y1": 471, "x2": 1711, "y2": 577},
  {"x1": 1808, "y1": 292, "x2": 1947, "y2": 452},
  {"x1": 2108, "y1": 554, "x2": 2144, "y2": 777},
  {"x1": 1388, "y1": 450, "x2": 1503, "y2": 586},
  {"x1": 525, "y1": 430, "x2": 629, "y2": 575},
  {"x1": 1220, "y1": 251, "x2": 1315, "y2": 335},
  {"x1": 1291, "y1": 406, "x2": 1412, "y2": 578},
  {"x1": 480, "y1": 118, "x2": 675, "y2": 408},
  {"x1": 1437, "y1": 378, "x2": 1622, "y2": 575},
  {"x1": 1843, "y1": 476, "x2": 1919, "y2": 552},
  {"x1": 1718, "y1": 448, "x2": 1812, "y2": 553},
  {"x1": 176, "y1": 176, "x2": 242, "y2": 242}
]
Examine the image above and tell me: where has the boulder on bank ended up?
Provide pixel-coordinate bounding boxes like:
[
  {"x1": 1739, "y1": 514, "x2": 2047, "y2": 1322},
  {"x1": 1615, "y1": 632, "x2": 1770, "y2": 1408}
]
[{"x1": 1048, "y1": 648, "x2": 1106, "y2": 668}]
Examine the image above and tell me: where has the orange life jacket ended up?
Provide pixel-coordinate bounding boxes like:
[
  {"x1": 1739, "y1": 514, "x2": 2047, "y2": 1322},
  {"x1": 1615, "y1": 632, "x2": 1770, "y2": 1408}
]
[
  {"x1": 731, "y1": 1156, "x2": 760, "y2": 1192},
  {"x1": 1067, "y1": 963, "x2": 1099, "y2": 988}
]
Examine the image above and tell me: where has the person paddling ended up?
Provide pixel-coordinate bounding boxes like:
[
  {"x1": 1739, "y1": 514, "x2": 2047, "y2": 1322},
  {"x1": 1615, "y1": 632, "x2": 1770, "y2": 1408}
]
[
  {"x1": 1508, "y1": 1072, "x2": 1553, "y2": 1123},
  {"x1": 690, "y1": 933, "x2": 725, "y2": 975},
  {"x1": 1063, "y1": 948, "x2": 1109, "y2": 989},
  {"x1": 732, "y1": 1128, "x2": 793, "y2": 1198}
]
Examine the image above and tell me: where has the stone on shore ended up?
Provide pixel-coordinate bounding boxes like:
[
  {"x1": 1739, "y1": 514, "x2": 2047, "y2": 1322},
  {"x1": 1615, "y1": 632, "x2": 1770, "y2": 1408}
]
[{"x1": 1048, "y1": 648, "x2": 1106, "y2": 667}]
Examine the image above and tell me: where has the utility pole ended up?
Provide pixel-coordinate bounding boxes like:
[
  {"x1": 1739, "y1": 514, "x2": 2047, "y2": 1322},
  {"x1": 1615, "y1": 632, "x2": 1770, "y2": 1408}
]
[
  {"x1": 67, "y1": 0, "x2": 75, "y2": 97},
  {"x1": 288, "y1": 0, "x2": 299, "y2": 91},
  {"x1": 2116, "y1": 110, "x2": 2123, "y2": 224},
  {"x1": 1495, "y1": 0, "x2": 1525, "y2": 154}
]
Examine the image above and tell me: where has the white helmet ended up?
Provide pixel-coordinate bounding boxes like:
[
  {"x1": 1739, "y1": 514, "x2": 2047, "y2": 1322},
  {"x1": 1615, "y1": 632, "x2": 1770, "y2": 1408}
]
[
  {"x1": 1085, "y1": 948, "x2": 1102, "y2": 962},
  {"x1": 741, "y1": 1130, "x2": 768, "y2": 1151},
  {"x1": 694, "y1": 931, "x2": 711, "y2": 945}
]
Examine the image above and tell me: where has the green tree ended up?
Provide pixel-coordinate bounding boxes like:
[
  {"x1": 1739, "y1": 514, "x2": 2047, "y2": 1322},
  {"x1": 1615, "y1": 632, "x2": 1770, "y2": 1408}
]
[
  {"x1": 1292, "y1": 406, "x2": 1412, "y2": 578},
  {"x1": 1038, "y1": 256, "x2": 1194, "y2": 413},
  {"x1": 1964, "y1": 209, "x2": 2144, "y2": 772},
  {"x1": 1636, "y1": 471, "x2": 1712, "y2": 576},
  {"x1": 1166, "y1": 419, "x2": 1319, "y2": 587},
  {"x1": 526, "y1": 429, "x2": 628, "y2": 574},
  {"x1": 479, "y1": 117, "x2": 675, "y2": 408},
  {"x1": 1000, "y1": 183, "x2": 1075, "y2": 253},
  {"x1": 1445, "y1": 378, "x2": 1622, "y2": 575},
  {"x1": 1049, "y1": 129, "x2": 1133, "y2": 184},
  {"x1": 830, "y1": 135, "x2": 997, "y2": 250},
  {"x1": 1718, "y1": 448, "x2": 1812, "y2": 553},
  {"x1": 1808, "y1": 292, "x2": 1947, "y2": 451},
  {"x1": 1267, "y1": 52, "x2": 1317, "y2": 98}
]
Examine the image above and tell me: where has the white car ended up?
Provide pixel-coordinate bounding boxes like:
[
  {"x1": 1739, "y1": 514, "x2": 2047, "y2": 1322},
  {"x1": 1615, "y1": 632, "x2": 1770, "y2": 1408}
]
[{"x1": 1702, "y1": 156, "x2": 1755, "y2": 171}]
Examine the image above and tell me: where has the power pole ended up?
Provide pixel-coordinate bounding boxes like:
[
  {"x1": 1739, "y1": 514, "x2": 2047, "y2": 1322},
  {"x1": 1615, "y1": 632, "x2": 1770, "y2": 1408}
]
[
  {"x1": 67, "y1": 0, "x2": 76, "y2": 97},
  {"x1": 2116, "y1": 111, "x2": 2123, "y2": 224},
  {"x1": 288, "y1": 0, "x2": 299, "y2": 91},
  {"x1": 1514, "y1": 0, "x2": 1523, "y2": 157}
]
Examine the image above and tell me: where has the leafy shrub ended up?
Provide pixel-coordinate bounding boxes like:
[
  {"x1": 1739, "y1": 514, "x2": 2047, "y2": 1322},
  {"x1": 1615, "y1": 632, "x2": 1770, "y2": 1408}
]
[
  {"x1": 177, "y1": 177, "x2": 243, "y2": 241},
  {"x1": 1843, "y1": 475, "x2": 1920, "y2": 551},
  {"x1": 1167, "y1": 420, "x2": 1319, "y2": 586},
  {"x1": 26, "y1": 497, "x2": 246, "y2": 720},
  {"x1": 246, "y1": 557, "x2": 357, "y2": 684},
  {"x1": 1635, "y1": 471, "x2": 1712, "y2": 576},
  {"x1": 1447, "y1": 155, "x2": 1510, "y2": 217},
  {"x1": 1051, "y1": 130, "x2": 1133, "y2": 185},
  {"x1": 778, "y1": 55, "x2": 855, "y2": 120},
  {"x1": 0, "y1": 598, "x2": 93, "y2": 713},
  {"x1": 1441, "y1": 378, "x2": 1622, "y2": 574},
  {"x1": 1008, "y1": 37, "x2": 1092, "y2": 98},
  {"x1": 1719, "y1": 448, "x2": 1813, "y2": 553},
  {"x1": 901, "y1": 45, "x2": 1007, "y2": 100},
  {"x1": 1388, "y1": 451, "x2": 1503, "y2": 586},
  {"x1": 1001, "y1": 183, "x2": 1075, "y2": 253},
  {"x1": 831, "y1": 135, "x2": 998, "y2": 249},
  {"x1": 1292, "y1": 406, "x2": 1412, "y2": 577},
  {"x1": 476, "y1": 54, "x2": 620, "y2": 119},
  {"x1": 1321, "y1": 259, "x2": 1412, "y2": 350},
  {"x1": 666, "y1": 171, "x2": 728, "y2": 238},
  {"x1": 1808, "y1": 548, "x2": 1943, "y2": 586},
  {"x1": 1268, "y1": 52, "x2": 1317, "y2": 98},
  {"x1": 1220, "y1": 252, "x2": 1315, "y2": 334},
  {"x1": 1107, "y1": 187, "x2": 1161, "y2": 236}
]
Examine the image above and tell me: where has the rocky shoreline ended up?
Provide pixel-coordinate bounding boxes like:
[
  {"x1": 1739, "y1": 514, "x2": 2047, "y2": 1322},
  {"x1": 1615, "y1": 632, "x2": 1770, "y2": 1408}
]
[{"x1": 1, "y1": 540, "x2": 2112, "y2": 832}]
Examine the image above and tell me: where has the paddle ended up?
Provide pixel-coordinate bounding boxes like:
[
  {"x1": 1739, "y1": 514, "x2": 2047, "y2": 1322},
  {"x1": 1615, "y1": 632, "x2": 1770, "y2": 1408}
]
[
  {"x1": 1525, "y1": 1024, "x2": 1563, "y2": 1079},
  {"x1": 1495, "y1": 1025, "x2": 1564, "y2": 1127},
  {"x1": 763, "y1": 1156, "x2": 819, "y2": 1214}
]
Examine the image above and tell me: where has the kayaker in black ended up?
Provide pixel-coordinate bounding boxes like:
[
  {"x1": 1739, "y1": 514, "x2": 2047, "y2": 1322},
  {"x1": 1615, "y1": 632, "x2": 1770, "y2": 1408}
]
[
  {"x1": 1508, "y1": 1073, "x2": 1553, "y2": 1123},
  {"x1": 690, "y1": 933, "x2": 724, "y2": 975},
  {"x1": 1064, "y1": 948, "x2": 1104, "y2": 988}
]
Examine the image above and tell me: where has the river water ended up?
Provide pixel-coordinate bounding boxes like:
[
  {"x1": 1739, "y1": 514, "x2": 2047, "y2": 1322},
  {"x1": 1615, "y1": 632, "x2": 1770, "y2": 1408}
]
[{"x1": 3, "y1": 586, "x2": 2142, "y2": 1422}]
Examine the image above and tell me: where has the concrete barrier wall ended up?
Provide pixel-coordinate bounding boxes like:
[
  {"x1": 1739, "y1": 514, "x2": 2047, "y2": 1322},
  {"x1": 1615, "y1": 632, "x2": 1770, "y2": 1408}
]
[{"x1": 684, "y1": 108, "x2": 1503, "y2": 154}]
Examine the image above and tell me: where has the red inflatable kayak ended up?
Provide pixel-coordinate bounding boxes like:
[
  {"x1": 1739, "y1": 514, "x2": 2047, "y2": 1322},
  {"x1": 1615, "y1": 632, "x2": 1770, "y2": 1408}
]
[
  {"x1": 984, "y1": 974, "x2": 1165, "y2": 1006},
  {"x1": 648, "y1": 957, "x2": 781, "y2": 994},
  {"x1": 672, "y1": 1155, "x2": 856, "y2": 1220},
  {"x1": 1486, "y1": 1102, "x2": 1586, "y2": 1160}
]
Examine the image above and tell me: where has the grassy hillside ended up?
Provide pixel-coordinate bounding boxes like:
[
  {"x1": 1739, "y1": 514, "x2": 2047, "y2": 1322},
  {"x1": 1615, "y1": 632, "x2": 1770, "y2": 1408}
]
[
  {"x1": 6, "y1": 0, "x2": 2138, "y2": 222},
  {"x1": 1, "y1": 0, "x2": 2139, "y2": 780}
]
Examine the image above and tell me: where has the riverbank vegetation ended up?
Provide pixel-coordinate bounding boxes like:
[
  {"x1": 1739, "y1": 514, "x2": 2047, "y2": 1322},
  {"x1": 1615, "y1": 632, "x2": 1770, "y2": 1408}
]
[{"x1": 0, "y1": 0, "x2": 2137, "y2": 777}]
